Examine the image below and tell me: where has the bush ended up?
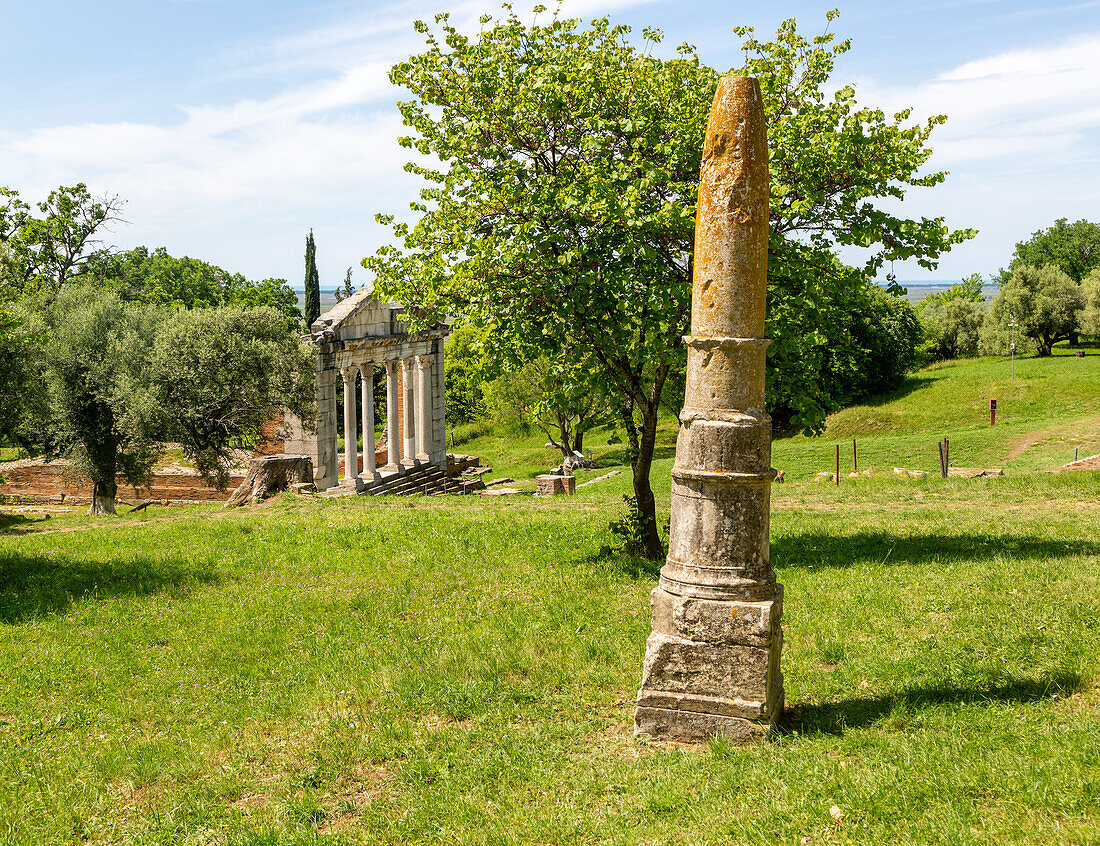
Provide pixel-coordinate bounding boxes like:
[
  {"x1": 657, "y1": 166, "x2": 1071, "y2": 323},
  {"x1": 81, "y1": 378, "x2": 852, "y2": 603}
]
[{"x1": 916, "y1": 276, "x2": 986, "y2": 361}]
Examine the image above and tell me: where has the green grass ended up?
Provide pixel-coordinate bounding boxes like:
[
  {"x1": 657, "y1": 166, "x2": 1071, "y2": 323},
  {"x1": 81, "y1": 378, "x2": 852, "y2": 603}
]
[
  {"x1": 777, "y1": 347, "x2": 1100, "y2": 480},
  {"x1": 2, "y1": 352, "x2": 1099, "y2": 845}
]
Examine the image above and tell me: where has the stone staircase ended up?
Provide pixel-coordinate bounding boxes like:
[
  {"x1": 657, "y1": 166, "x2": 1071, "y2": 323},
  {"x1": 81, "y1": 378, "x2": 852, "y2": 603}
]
[
  {"x1": 365, "y1": 464, "x2": 484, "y2": 497},
  {"x1": 318, "y1": 463, "x2": 485, "y2": 498}
]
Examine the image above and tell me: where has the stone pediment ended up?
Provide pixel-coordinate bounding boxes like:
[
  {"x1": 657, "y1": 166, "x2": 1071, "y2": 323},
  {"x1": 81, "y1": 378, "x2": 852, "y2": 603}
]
[{"x1": 307, "y1": 284, "x2": 408, "y2": 343}]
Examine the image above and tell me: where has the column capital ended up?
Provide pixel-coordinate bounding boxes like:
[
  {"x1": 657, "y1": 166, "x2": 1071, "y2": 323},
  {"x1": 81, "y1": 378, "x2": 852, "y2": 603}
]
[
  {"x1": 400, "y1": 357, "x2": 416, "y2": 373},
  {"x1": 385, "y1": 359, "x2": 400, "y2": 374},
  {"x1": 414, "y1": 353, "x2": 432, "y2": 370},
  {"x1": 358, "y1": 362, "x2": 374, "y2": 376},
  {"x1": 340, "y1": 366, "x2": 356, "y2": 382}
]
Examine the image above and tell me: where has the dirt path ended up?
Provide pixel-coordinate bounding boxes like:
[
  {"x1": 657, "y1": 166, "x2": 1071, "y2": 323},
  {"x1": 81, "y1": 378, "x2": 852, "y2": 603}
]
[{"x1": 1005, "y1": 416, "x2": 1100, "y2": 461}]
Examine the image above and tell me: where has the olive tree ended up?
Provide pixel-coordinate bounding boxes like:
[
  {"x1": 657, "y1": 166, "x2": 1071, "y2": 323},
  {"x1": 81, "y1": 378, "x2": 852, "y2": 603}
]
[
  {"x1": 982, "y1": 265, "x2": 1084, "y2": 357},
  {"x1": 1080, "y1": 269, "x2": 1100, "y2": 338},
  {"x1": 916, "y1": 274, "x2": 986, "y2": 360},
  {"x1": 19, "y1": 287, "x2": 314, "y2": 515}
]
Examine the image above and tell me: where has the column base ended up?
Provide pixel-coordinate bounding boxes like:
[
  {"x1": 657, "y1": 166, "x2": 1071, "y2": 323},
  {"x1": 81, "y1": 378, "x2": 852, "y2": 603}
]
[
  {"x1": 634, "y1": 585, "x2": 783, "y2": 743},
  {"x1": 634, "y1": 703, "x2": 779, "y2": 743}
]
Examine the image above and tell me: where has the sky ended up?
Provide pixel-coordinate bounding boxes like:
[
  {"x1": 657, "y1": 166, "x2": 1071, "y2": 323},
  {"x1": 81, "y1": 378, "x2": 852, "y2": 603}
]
[{"x1": 3, "y1": 0, "x2": 1100, "y2": 290}]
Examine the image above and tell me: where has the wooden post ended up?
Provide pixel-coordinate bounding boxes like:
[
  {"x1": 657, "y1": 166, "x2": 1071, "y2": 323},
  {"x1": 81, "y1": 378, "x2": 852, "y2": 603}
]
[
  {"x1": 835, "y1": 444, "x2": 840, "y2": 486},
  {"x1": 945, "y1": 438, "x2": 950, "y2": 477},
  {"x1": 852, "y1": 438, "x2": 857, "y2": 472},
  {"x1": 990, "y1": 398, "x2": 997, "y2": 426},
  {"x1": 938, "y1": 441, "x2": 946, "y2": 478}
]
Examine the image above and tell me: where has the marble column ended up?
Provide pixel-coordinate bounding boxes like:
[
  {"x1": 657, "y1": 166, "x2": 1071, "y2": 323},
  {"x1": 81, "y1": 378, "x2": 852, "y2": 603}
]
[
  {"x1": 341, "y1": 367, "x2": 357, "y2": 483},
  {"x1": 415, "y1": 355, "x2": 431, "y2": 459},
  {"x1": 401, "y1": 357, "x2": 417, "y2": 463},
  {"x1": 434, "y1": 340, "x2": 446, "y2": 467},
  {"x1": 359, "y1": 363, "x2": 375, "y2": 477},
  {"x1": 385, "y1": 360, "x2": 400, "y2": 468}
]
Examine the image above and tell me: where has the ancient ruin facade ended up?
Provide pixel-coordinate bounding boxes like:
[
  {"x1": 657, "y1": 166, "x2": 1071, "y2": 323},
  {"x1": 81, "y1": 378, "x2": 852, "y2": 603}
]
[{"x1": 296, "y1": 287, "x2": 448, "y2": 492}]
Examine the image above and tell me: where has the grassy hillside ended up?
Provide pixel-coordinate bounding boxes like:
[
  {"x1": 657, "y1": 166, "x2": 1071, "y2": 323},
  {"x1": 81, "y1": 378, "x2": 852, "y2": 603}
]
[{"x1": 1, "y1": 350, "x2": 1098, "y2": 845}]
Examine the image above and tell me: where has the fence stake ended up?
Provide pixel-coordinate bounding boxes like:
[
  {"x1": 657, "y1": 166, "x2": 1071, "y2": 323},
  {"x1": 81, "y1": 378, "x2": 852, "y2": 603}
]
[
  {"x1": 835, "y1": 444, "x2": 840, "y2": 486},
  {"x1": 853, "y1": 438, "x2": 857, "y2": 472}
]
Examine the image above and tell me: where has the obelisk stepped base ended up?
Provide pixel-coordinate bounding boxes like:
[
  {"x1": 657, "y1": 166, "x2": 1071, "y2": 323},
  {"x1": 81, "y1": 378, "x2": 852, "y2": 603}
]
[{"x1": 635, "y1": 587, "x2": 783, "y2": 742}]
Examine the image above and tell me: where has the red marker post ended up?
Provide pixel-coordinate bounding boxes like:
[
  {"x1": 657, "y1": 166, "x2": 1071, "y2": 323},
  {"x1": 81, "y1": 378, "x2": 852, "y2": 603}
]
[{"x1": 990, "y1": 398, "x2": 997, "y2": 427}]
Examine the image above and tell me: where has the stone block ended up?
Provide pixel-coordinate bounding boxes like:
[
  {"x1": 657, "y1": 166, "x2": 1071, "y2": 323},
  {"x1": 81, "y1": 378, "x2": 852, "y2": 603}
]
[
  {"x1": 535, "y1": 474, "x2": 575, "y2": 495},
  {"x1": 634, "y1": 705, "x2": 774, "y2": 743},
  {"x1": 648, "y1": 586, "x2": 781, "y2": 648},
  {"x1": 637, "y1": 633, "x2": 773, "y2": 709}
]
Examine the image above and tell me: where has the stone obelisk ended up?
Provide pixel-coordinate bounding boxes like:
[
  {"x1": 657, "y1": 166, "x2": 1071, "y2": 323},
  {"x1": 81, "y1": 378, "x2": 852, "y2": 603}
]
[{"x1": 634, "y1": 76, "x2": 782, "y2": 742}]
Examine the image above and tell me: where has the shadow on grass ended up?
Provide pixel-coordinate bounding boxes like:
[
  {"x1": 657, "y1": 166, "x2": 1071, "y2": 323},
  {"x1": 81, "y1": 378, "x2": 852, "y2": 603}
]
[
  {"x1": 786, "y1": 670, "x2": 1085, "y2": 736},
  {"x1": 595, "y1": 530, "x2": 1100, "y2": 581},
  {"x1": 0, "y1": 552, "x2": 219, "y2": 624},
  {"x1": 772, "y1": 530, "x2": 1100, "y2": 571},
  {"x1": 0, "y1": 513, "x2": 49, "y2": 534}
]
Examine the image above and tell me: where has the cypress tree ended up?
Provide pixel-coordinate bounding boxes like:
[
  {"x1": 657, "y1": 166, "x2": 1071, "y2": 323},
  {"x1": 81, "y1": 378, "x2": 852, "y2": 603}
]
[{"x1": 303, "y1": 229, "x2": 321, "y2": 328}]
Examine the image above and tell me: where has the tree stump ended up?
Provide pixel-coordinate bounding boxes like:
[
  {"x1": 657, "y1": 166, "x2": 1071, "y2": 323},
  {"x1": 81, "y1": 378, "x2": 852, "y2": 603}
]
[{"x1": 225, "y1": 455, "x2": 314, "y2": 507}]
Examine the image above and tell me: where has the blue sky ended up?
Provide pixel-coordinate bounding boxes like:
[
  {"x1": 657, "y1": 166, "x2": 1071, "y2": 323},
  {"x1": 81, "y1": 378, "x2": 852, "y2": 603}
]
[{"x1": 3, "y1": 0, "x2": 1100, "y2": 289}]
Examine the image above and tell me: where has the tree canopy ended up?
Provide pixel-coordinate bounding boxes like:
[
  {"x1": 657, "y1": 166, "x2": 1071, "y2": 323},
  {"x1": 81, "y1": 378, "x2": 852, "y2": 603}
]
[
  {"x1": 367, "y1": 9, "x2": 972, "y2": 558},
  {"x1": 1005, "y1": 218, "x2": 1100, "y2": 283},
  {"x1": 0, "y1": 183, "x2": 123, "y2": 302},
  {"x1": 95, "y1": 246, "x2": 300, "y2": 322}
]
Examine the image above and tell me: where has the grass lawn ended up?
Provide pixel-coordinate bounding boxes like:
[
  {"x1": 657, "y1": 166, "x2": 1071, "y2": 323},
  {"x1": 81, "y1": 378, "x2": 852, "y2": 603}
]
[{"x1": 1, "y1": 351, "x2": 1099, "y2": 845}]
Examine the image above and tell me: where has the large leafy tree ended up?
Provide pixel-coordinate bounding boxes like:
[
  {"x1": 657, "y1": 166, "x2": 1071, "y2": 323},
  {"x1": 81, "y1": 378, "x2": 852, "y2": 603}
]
[
  {"x1": 1005, "y1": 218, "x2": 1100, "y2": 283},
  {"x1": 368, "y1": 9, "x2": 971, "y2": 558}
]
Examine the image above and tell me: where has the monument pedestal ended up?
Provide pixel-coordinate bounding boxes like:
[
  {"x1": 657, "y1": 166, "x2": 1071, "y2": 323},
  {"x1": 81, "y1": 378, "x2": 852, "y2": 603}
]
[{"x1": 635, "y1": 587, "x2": 783, "y2": 742}]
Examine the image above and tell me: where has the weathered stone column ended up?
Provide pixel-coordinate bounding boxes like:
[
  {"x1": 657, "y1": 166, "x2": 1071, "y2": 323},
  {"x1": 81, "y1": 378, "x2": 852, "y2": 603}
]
[
  {"x1": 401, "y1": 357, "x2": 417, "y2": 463},
  {"x1": 385, "y1": 360, "x2": 400, "y2": 468},
  {"x1": 341, "y1": 367, "x2": 358, "y2": 483},
  {"x1": 634, "y1": 76, "x2": 782, "y2": 743},
  {"x1": 433, "y1": 340, "x2": 447, "y2": 467},
  {"x1": 330, "y1": 376, "x2": 341, "y2": 485},
  {"x1": 359, "y1": 363, "x2": 376, "y2": 477},
  {"x1": 415, "y1": 355, "x2": 431, "y2": 460}
]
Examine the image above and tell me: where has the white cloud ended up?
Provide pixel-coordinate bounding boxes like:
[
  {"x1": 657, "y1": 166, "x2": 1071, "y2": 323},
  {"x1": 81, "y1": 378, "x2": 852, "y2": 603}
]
[
  {"x1": 842, "y1": 32, "x2": 1100, "y2": 278},
  {"x1": 0, "y1": 0, "x2": 658, "y2": 283}
]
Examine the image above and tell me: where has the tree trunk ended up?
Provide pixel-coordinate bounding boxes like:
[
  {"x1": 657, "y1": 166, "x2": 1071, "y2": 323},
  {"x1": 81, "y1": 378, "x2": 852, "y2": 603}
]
[
  {"x1": 632, "y1": 399, "x2": 664, "y2": 560},
  {"x1": 88, "y1": 479, "x2": 117, "y2": 516},
  {"x1": 619, "y1": 398, "x2": 639, "y2": 457},
  {"x1": 225, "y1": 455, "x2": 314, "y2": 507}
]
